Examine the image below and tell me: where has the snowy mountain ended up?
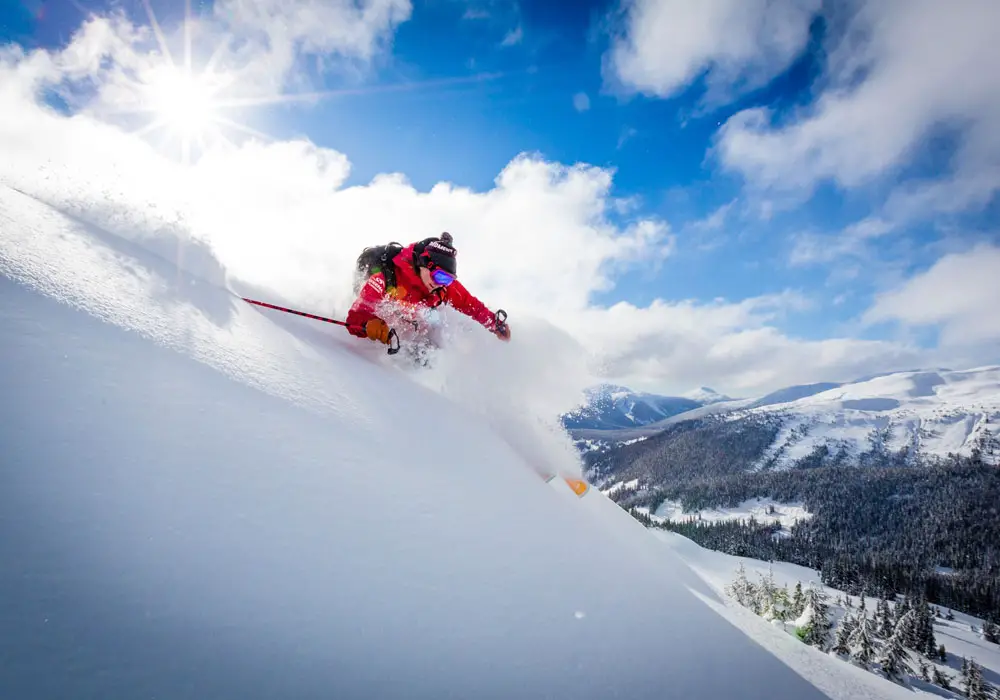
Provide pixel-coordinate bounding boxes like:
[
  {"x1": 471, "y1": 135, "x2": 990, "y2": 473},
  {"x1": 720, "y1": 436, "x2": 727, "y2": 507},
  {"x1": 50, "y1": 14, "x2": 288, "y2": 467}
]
[
  {"x1": 561, "y1": 383, "x2": 702, "y2": 431},
  {"x1": 581, "y1": 368, "x2": 1000, "y2": 468},
  {"x1": 0, "y1": 182, "x2": 923, "y2": 699},
  {"x1": 684, "y1": 386, "x2": 733, "y2": 404},
  {"x1": 748, "y1": 367, "x2": 1000, "y2": 469}
]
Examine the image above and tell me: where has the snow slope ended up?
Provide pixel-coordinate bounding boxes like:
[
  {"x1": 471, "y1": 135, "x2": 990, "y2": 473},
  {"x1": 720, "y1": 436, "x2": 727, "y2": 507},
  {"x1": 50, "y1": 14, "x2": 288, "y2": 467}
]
[
  {"x1": 657, "y1": 532, "x2": 1000, "y2": 696},
  {"x1": 749, "y1": 368, "x2": 1000, "y2": 469},
  {"x1": 0, "y1": 183, "x2": 886, "y2": 699}
]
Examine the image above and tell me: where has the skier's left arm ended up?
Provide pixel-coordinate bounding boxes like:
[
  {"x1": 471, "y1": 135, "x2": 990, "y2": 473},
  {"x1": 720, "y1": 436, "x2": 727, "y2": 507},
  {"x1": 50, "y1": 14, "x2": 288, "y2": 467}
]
[{"x1": 447, "y1": 281, "x2": 510, "y2": 340}]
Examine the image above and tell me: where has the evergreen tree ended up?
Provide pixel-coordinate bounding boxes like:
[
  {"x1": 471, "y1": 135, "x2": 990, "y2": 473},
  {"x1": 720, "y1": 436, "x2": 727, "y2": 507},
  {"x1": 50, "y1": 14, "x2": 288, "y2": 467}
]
[
  {"x1": 895, "y1": 594, "x2": 911, "y2": 624},
  {"x1": 725, "y1": 563, "x2": 756, "y2": 609},
  {"x1": 982, "y1": 619, "x2": 999, "y2": 644},
  {"x1": 962, "y1": 658, "x2": 989, "y2": 700},
  {"x1": 849, "y1": 613, "x2": 877, "y2": 667},
  {"x1": 833, "y1": 613, "x2": 856, "y2": 656},
  {"x1": 859, "y1": 594, "x2": 867, "y2": 614},
  {"x1": 792, "y1": 581, "x2": 805, "y2": 617},
  {"x1": 757, "y1": 567, "x2": 778, "y2": 620},
  {"x1": 932, "y1": 667, "x2": 951, "y2": 690},
  {"x1": 877, "y1": 598, "x2": 895, "y2": 639},
  {"x1": 880, "y1": 610, "x2": 914, "y2": 681},
  {"x1": 918, "y1": 657, "x2": 930, "y2": 683},
  {"x1": 771, "y1": 585, "x2": 791, "y2": 624},
  {"x1": 801, "y1": 584, "x2": 833, "y2": 649},
  {"x1": 938, "y1": 643, "x2": 947, "y2": 662},
  {"x1": 908, "y1": 597, "x2": 936, "y2": 654}
]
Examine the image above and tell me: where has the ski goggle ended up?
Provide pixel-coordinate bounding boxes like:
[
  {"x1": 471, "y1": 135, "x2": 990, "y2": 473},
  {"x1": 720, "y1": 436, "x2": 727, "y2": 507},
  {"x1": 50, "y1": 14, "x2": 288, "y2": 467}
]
[{"x1": 430, "y1": 268, "x2": 455, "y2": 287}]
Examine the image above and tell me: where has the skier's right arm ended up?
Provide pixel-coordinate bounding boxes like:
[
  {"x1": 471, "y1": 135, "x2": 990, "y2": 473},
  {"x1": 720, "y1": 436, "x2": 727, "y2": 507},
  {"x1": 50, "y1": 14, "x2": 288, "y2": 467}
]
[{"x1": 346, "y1": 273, "x2": 387, "y2": 338}]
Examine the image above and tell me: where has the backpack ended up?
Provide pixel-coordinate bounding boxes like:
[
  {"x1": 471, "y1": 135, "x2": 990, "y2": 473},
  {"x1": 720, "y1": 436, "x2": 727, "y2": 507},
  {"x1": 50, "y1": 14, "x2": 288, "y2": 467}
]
[{"x1": 355, "y1": 241, "x2": 404, "y2": 291}]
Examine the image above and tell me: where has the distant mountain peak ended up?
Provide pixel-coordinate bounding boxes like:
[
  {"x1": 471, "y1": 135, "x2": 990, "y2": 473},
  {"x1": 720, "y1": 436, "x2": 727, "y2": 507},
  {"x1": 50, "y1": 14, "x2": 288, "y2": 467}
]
[{"x1": 682, "y1": 386, "x2": 732, "y2": 404}]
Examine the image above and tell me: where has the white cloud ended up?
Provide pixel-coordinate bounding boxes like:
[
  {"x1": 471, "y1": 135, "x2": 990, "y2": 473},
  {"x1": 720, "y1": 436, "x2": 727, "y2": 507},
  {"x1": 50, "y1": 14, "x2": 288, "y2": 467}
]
[
  {"x1": 719, "y1": 0, "x2": 1000, "y2": 214},
  {"x1": 0, "y1": 14, "x2": 948, "y2": 397},
  {"x1": 501, "y1": 25, "x2": 523, "y2": 47},
  {"x1": 572, "y1": 92, "x2": 590, "y2": 112},
  {"x1": 789, "y1": 217, "x2": 894, "y2": 267},
  {"x1": 863, "y1": 244, "x2": 1000, "y2": 346},
  {"x1": 605, "y1": 0, "x2": 820, "y2": 105}
]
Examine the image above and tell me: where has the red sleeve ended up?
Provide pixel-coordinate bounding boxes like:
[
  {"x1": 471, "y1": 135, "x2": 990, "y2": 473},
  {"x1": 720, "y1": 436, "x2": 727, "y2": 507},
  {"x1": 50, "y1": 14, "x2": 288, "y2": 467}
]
[
  {"x1": 445, "y1": 281, "x2": 496, "y2": 330},
  {"x1": 345, "y1": 273, "x2": 387, "y2": 337}
]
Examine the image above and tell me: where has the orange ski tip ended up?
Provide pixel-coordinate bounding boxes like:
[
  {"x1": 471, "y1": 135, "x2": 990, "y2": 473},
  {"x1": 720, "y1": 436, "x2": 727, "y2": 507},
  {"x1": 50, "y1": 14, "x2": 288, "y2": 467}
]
[{"x1": 563, "y1": 477, "x2": 589, "y2": 496}]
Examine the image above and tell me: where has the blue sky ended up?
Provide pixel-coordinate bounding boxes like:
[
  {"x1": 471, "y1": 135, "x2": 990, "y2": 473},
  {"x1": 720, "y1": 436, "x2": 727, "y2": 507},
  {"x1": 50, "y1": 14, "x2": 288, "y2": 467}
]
[{"x1": 1, "y1": 0, "x2": 998, "y2": 394}]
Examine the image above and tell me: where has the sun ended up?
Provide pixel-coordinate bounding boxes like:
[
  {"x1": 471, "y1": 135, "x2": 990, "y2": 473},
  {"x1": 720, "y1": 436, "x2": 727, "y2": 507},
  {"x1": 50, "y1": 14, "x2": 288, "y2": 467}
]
[{"x1": 146, "y1": 66, "x2": 220, "y2": 139}]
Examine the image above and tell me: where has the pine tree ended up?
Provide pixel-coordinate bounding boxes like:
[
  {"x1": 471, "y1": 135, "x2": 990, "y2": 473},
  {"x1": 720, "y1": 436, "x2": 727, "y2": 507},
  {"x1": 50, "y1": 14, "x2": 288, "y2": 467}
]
[
  {"x1": 932, "y1": 667, "x2": 951, "y2": 690},
  {"x1": 833, "y1": 613, "x2": 856, "y2": 656},
  {"x1": 938, "y1": 643, "x2": 947, "y2": 662},
  {"x1": 962, "y1": 658, "x2": 989, "y2": 700},
  {"x1": 983, "y1": 619, "x2": 999, "y2": 644},
  {"x1": 725, "y1": 563, "x2": 756, "y2": 609},
  {"x1": 849, "y1": 613, "x2": 877, "y2": 667},
  {"x1": 918, "y1": 657, "x2": 930, "y2": 683},
  {"x1": 881, "y1": 610, "x2": 914, "y2": 681},
  {"x1": 792, "y1": 581, "x2": 805, "y2": 617},
  {"x1": 895, "y1": 594, "x2": 911, "y2": 624},
  {"x1": 859, "y1": 594, "x2": 867, "y2": 614},
  {"x1": 877, "y1": 598, "x2": 895, "y2": 639},
  {"x1": 908, "y1": 597, "x2": 936, "y2": 655},
  {"x1": 757, "y1": 567, "x2": 778, "y2": 620},
  {"x1": 801, "y1": 583, "x2": 832, "y2": 649},
  {"x1": 772, "y1": 585, "x2": 791, "y2": 624}
]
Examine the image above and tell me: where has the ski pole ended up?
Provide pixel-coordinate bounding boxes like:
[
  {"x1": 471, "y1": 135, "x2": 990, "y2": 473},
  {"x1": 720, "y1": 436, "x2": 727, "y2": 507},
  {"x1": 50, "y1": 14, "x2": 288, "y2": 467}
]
[{"x1": 241, "y1": 297, "x2": 400, "y2": 355}]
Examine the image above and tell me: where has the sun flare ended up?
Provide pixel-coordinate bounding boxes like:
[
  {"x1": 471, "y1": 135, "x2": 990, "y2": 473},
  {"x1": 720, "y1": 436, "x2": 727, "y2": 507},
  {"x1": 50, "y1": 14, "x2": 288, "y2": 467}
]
[{"x1": 147, "y1": 67, "x2": 219, "y2": 138}]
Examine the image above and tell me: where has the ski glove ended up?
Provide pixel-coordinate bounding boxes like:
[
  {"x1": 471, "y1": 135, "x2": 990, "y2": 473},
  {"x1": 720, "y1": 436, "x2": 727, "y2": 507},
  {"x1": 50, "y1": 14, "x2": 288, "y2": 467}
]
[{"x1": 365, "y1": 318, "x2": 392, "y2": 344}]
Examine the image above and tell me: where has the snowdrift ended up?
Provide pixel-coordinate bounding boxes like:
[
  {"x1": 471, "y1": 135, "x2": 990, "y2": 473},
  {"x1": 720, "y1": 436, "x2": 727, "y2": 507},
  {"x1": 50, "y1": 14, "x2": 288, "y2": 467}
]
[{"x1": 1, "y1": 184, "x2": 854, "y2": 699}]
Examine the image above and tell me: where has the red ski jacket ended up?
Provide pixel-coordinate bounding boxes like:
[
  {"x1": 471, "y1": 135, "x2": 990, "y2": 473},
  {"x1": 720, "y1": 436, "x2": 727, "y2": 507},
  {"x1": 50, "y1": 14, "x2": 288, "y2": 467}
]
[{"x1": 346, "y1": 243, "x2": 498, "y2": 337}]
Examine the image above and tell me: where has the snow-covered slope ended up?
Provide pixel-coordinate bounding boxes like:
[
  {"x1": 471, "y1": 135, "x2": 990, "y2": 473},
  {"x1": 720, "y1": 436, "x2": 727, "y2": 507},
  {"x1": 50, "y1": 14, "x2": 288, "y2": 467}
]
[
  {"x1": 750, "y1": 368, "x2": 1000, "y2": 469},
  {"x1": 657, "y1": 532, "x2": 1000, "y2": 698},
  {"x1": 0, "y1": 183, "x2": 892, "y2": 698}
]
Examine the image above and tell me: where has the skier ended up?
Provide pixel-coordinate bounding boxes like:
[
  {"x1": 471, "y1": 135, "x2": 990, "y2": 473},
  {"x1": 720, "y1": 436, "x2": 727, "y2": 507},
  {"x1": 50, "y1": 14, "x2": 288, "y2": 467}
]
[{"x1": 346, "y1": 232, "x2": 511, "y2": 348}]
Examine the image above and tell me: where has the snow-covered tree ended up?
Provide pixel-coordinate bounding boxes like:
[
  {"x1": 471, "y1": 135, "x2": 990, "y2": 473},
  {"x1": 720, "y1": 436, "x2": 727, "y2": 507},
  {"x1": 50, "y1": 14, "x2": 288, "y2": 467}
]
[
  {"x1": 918, "y1": 657, "x2": 930, "y2": 683},
  {"x1": 932, "y1": 666, "x2": 952, "y2": 690},
  {"x1": 797, "y1": 583, "x2": 832, "y2": 649},
  {"x1": 849, "y1": 612, "x2": 877, "y2": 667},
  {"x1": 725, "y1": 563, "x2": 756, "y2": 609},
  {"x1": 876, "y1": 597, "x2": 895, "y2": 639},
  {"x1": 833, "y1": 613, "x2": 856, "y2": 657},
  {"x1": 791, "y1": 581, "x2": 804, "y2": 617},
  {"x1": 879, "y1": 610, "x2": 914, "y2": 681},
  {"x1": 983, "y1": 619, "x2": 999, "y2": 644},
  {"x1": 756, "y1": 567, "x2": 778, "y2": 620},
  {"x1": 961, "y1": 658, "x2": 990, "y2": 700},
  {"x1": 895, "y1": 594, "x2": 911, "y2": 625}
]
